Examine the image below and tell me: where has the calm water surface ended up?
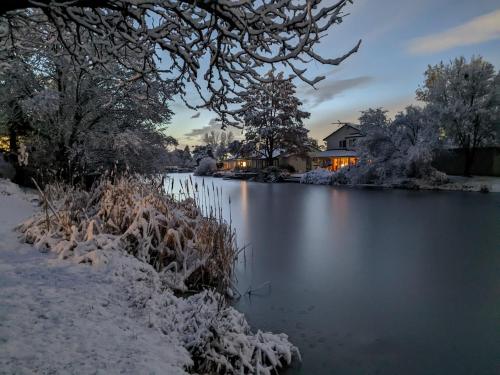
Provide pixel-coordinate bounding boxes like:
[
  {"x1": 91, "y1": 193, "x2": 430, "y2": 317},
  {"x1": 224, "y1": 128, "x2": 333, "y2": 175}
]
[{"x1": 169, "y1": 174, "x2": 500, "y2": 375}]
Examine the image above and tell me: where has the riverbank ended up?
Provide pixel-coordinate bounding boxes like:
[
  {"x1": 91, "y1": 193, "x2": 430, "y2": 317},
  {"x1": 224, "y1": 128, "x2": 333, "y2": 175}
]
[
  {"x1": 358, "y1": 175, "x2": 500, "y2": 193},
  {"x1": 298, "y1": 168, "x2": 500, "y2": 193},
  {"x1": 0, "y1": 178, "x2": 299, "y2": 374},
  {"x1": 212, "y1": 169, "x2": 500, "y2": 193}
]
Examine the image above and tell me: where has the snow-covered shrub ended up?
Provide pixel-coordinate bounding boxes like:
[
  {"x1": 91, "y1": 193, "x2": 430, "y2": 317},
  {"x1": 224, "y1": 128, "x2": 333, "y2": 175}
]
[
  {"x1": 345, "y1": 164, "x2": 377, "y2": 185},
  {"x1": 194, "y1": 157, "x2": 217, "y2": 176},
  {"x1": 172, "y1": 291, "x2": 300, "y2": 374},
  {"x1": 258, "y1": 166, "x2": 290, "y2": 183},
  {"x1": 330, "y1": 168, "x2": 351, "y2": 185},
  {"x1": 301, "y1": 168, "x2": 334, "y2": 185},
  {"x1": 428, "y1": 170, "x2": 449, "y2": 186}
]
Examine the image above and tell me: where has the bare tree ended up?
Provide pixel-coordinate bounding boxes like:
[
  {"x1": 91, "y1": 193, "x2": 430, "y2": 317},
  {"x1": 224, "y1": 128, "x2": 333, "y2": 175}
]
[{"x1": 0, "y1": 0, "x2": 361, "y2": 124}]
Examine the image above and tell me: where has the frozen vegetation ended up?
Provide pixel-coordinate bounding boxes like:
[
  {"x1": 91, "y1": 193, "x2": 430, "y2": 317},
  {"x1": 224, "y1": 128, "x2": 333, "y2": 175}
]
[
  {"x1": 194, "y1": 157, "x2": 217, "y2": 176},
  {"x1": 0, "y1": 177, "x2": 300, "y2": 374}
]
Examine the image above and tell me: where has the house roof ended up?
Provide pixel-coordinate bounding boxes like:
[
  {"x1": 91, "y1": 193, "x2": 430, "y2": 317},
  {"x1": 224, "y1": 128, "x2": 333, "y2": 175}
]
[
  {"x1": 322, "y1": 123, "x2": 361, "y2": 141},
  {"x1": 225, "y1": 148, "x2": 284, "y2": 161},
  {"x1": 308, "y1": 149, "x2": 358, "y2": 158}
]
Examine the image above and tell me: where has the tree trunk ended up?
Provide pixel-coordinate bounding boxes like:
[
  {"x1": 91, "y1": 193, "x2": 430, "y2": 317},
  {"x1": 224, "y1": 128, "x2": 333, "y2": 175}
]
[
  {"x1": 8, "y1": 127, "x2": 17, "y2": 154},
  {"x1": 463, "y1": 147, "x2": 476, "y2": 176},
  {"x1": 8, "y1": 125, "x2": 28, "y2": 185},
  {"x1": 267, "y1": 155, "x2": 274, "y2": 168}
]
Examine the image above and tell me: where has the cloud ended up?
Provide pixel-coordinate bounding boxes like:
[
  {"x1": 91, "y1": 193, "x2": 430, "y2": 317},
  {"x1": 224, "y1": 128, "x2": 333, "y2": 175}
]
[
  {"x1": 408, "y1": 9, "x2": 500, "y2": 54},
  {"x1": 302, "y1": 76, "x2": 374, "y2": 107},
  {"x1": 183, "y1": 118, "x2": 221, "y2": 139}
]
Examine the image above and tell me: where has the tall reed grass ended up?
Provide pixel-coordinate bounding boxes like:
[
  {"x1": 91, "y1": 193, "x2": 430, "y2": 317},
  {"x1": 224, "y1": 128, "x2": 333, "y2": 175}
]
[{"x1": 21, "y1": 173, "x2": 240, "y2": 297}]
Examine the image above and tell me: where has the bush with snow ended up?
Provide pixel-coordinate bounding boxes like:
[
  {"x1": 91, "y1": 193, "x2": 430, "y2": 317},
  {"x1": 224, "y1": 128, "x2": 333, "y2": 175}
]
[
  {"x1": 194, "y1": 157, "x2": 217, "y2": 176},
  {"x1": 427, "y1": 170, "x2": 449, "y2": 186},
  {"x1": 301, "y1": 168, "x2": 334, "y2": 185},
  {"x1": 331, "y1": 168, "x2": 351, "y2": 185},
  {"x1": 258, "y1": 166, "x2": 290, "y2": 183}
]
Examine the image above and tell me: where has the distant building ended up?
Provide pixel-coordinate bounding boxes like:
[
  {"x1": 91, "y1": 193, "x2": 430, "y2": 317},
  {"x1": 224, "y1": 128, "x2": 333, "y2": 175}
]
[
  {"x1": 222, "y1": 149, "x2": 311, "y2": 173},
  {"x1": 309, "y1": 123, "x2": 363, "y2": 171}
]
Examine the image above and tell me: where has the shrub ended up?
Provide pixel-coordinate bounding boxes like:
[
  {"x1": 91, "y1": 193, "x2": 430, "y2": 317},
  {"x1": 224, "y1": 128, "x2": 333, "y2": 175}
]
[
  {"x1": 331, "y1": 168, "x2": 351, "y2": 185},
  {"x1": 281, "y1": 164, "x2": 296, "y2": 173},
  {"x1": 479, "y1": 184, "x2": 490, "y2": 193},
  {"x1": 257, "y1": 166, "x2": 290, "y2": 182},
  {"x1": 301, "y1": 168, "x2": 334, "y2": 185},
  {"x1": 194, "y1": 157, "x2": 217, "y2": 176},
  {"x1": 428, "y1": 169, "x2": 449, "y2": 185}
]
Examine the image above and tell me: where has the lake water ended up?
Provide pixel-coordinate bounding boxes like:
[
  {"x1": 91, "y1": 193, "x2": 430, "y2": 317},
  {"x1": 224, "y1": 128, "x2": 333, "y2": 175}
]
[{"x1": 168, "y1": 174, "x2": 500, "y2": 375}]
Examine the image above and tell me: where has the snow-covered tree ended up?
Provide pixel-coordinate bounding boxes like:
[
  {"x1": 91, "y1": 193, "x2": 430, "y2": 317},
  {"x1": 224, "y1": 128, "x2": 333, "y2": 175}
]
[
  {"x1": 165, "y1": 145, "x2": 194, "y2": 168},
  {"x1": 0, "y1": 32, "x2": 175, "y2": 182},
  {"x1": 354, "y1": 107, "x2": 442, "y2": 183},
  {"x1": 416, "y1": 56, "x2": 499, "y2": 175},
  {"x1": 0, "y1": 1, "x2": 361, "y2": 123},
  {"x1": 202, "y1": 129, "x2": 235, "y2": 160},
  {"x1": 242, "y1": 71, "x2": 310, "y2": 165},
  {"x1": 0, "y1": 59, "x2": 42, "y2": 156},
  {"x1": 194, "y1": 157, "x2": 217, "y2": 176},
  {"x1": 192, "y1": 145, "x2": 214, "y2": 165},
  {"x1": 392, "y1": 105, "x2": 440, "y2": 178},
  {"x1": 356, "y1": 108, "x2": 396, "y2": 166}
]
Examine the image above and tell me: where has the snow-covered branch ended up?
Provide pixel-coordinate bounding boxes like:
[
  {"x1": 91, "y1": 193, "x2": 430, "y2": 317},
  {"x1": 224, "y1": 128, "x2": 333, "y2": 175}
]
[{"x1": 1, "y1": 0, "x2": 361, "y2": 123}]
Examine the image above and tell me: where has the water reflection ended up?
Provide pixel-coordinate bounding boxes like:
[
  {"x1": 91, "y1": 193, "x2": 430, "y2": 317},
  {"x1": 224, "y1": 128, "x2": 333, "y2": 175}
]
[{"x1": 167, "y1": 174, "x2": 500, "y2": 375}]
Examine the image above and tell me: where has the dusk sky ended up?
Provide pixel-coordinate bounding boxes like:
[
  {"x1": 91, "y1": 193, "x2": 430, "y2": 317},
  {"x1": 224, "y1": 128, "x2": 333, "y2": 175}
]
[{"x1": 168, "y1": 0, "x2": 500, "y2": 148}]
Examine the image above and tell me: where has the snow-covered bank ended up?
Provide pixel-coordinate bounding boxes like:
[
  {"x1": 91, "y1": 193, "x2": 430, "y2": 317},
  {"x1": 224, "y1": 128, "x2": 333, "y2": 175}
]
[
  {"x1": 300, "y1": 169, "x2": 500, "y2": 193},
  {"x1": 0, "y1": 179, "x2": 299, "y2": 374}
]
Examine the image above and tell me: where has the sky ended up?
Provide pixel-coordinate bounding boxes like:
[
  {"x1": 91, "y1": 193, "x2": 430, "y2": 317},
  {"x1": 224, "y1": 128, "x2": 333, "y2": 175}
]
[{"x1": 167, "y1": 0, "x2": 500, "y2": 148}]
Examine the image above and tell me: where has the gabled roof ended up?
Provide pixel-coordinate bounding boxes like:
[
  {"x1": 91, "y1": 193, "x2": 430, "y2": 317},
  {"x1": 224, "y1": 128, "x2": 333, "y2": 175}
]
[{"x1": 322, "y1": 123, "x2": 361, "y2": 141}]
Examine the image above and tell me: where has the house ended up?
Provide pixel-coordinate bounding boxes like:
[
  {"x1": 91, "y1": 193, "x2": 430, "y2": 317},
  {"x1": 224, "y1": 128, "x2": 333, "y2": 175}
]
[
  {"x1": 221, "y1": 149, "x2": 311, "y2": 173},
  {"x1": 309, "y1": 123, "x2": 363, "y2": 171},
  {"x1": 221, "y1": 150, "x2": 281, "y2": 171},
  {"x1": 278, "y1": 153, "x2": 310, "y2": 172}
]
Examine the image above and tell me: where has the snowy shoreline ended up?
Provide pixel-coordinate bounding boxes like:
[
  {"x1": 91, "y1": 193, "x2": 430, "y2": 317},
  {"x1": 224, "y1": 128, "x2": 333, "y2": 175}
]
[
  {"x1": 299, "y1": 169, "x2": 500, "y2": 193},
  {"x1": 0, "y1": 179, "x2": 299, "y2": 375}
]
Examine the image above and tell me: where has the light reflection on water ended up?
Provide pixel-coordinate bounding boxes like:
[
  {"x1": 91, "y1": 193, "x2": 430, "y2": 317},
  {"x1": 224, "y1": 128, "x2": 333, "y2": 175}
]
[{"x1": 166, "y1": 173, "x2": 500, "y2": 375}]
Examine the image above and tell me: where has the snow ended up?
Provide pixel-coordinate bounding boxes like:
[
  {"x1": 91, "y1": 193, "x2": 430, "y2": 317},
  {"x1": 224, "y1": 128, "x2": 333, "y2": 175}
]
[
  {"x1": 300, "y1": 168, "x2": 334, "y2": 185},
  {"x1": 0, "y1": 179, "x2": 300, "y2": 374},
  {"x1": 0, "y1": 179, "x2": 191, "y2": 374},
  {"x1": 419, "y1": 175, "x2": 500, "y2": 193}
]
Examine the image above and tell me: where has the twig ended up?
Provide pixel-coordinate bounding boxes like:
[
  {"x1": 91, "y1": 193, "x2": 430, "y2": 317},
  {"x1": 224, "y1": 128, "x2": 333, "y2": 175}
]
[
  {"x1": 31, "y1": 177, "x2": 62, "y2": 225},
  {"x1": 245, "y1": 281, "x2": 271, "y2": 296}
]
